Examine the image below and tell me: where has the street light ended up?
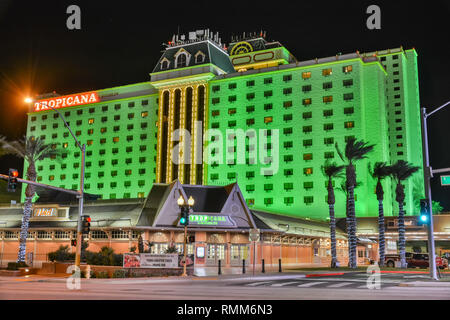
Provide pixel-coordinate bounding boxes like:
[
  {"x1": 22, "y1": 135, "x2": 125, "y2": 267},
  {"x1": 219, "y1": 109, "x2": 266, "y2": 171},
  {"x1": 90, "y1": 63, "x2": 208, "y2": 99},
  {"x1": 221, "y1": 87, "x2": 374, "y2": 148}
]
[
  {"x1": 420, "y1": 100, "x2": 450, "y2": 281},
  {"x1": 25, "y1": 97, "x2": 86, "y2": 270},
  {"x1": 177, "y1": 195, "x2": 194, "y2": 277}
]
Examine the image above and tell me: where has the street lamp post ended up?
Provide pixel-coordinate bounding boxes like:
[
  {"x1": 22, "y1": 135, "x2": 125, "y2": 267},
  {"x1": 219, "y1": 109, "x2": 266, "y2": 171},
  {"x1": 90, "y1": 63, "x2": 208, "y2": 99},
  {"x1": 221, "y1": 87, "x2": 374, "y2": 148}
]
[
  {"x1": 177, "y1": 195, "x2": 194, "y2": 277},
  {"x1": 420, "y1": 100, "x2": 450, "y2": 281},
  {"x1": 25, "y1": 98, "x2": 86, "y2": 270}
]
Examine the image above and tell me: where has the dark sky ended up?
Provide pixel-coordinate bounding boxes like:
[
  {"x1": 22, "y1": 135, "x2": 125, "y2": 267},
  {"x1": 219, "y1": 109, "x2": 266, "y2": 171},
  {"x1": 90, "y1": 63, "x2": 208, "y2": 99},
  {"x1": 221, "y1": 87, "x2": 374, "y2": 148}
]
[{"x1": 0, "y1": 1, "x2": 449, "y2": 208}]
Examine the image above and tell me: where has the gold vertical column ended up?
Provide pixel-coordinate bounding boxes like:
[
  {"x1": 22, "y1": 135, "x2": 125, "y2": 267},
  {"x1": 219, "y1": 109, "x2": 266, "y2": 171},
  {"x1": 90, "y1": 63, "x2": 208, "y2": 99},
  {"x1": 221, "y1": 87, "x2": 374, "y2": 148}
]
[
  {"x1": 155, "y1": 90, "x2": 165, "y2": 183},
  {"x1": 178, "y1": 87, "x2": 186, "y2": 184},
  {"x1": 201, "y1": 83, "x2": 208, "y2": 185},
  {"x1": 191, "y1": 85, "x2": 199, "y2": 185},
  {"x1": 166, "y1": 88, "x2": 175, "y2": 183}
]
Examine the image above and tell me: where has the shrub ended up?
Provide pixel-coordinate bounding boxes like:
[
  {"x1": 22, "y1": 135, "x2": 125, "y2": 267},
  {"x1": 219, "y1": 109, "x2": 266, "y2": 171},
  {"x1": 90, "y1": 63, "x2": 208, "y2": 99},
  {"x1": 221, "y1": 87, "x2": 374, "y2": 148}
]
[
  {"x1": 112, "y1": 269, "x2": 126, "y2": 278},
  {"x1": 90, "y1": 270, "x2": 97, "y2": 278},
  {"x1": 7, "y1": 262, "x2": 28, "y2": 270},
  {"x1": 85, "y1": 246, "x2": 123, "y2": 266},
  {"x1": 165, "y1": 245, "x2": 178, "y2": 254},
  {"x1": 47, "y1": 245, "x2": 75, "y2": 262},
  {"x1": 97, "y1": 271, "x2": 109, "y2": 278}
]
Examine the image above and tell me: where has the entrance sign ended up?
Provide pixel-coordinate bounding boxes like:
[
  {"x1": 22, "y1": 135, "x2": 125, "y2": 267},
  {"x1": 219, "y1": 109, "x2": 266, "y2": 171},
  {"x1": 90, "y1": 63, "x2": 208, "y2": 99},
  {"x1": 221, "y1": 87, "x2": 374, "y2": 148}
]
[
  {"x1": 33, "y1": 207, "x2": 57, "y2": 217},
  {"x1": 123, "y1": 253, "x2": 194, "y2": 268},
  {"x1": 34, "y1": 92, "x2": 100, "y2": 112},
  {"x1": 249, "y1": 228, "x2": 260, "y2": 242},
  {"x1": 187, "y1": 214, "x2": 236, "y2": 227},
  {"x1": 441, "y1": 175, "x2": 450, "y2": 186}
]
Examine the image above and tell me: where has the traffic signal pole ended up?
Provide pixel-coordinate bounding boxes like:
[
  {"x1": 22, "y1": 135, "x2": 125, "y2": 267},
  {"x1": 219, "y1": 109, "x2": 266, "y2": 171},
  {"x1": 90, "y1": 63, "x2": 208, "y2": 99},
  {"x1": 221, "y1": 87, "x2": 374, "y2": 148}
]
[
  {"x1": 74, "y1": 144, "x2": 85, "y2": 268},
  {"x1": 420, "y1": 102, "x2": 450, "y2": 280}
]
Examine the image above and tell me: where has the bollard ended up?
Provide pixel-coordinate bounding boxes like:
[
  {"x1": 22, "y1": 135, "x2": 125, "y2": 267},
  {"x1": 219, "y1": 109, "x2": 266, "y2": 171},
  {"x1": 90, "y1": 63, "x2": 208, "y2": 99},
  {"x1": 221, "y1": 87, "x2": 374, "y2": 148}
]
[
  {"x1": 279, "y1": 258, "x2": 282, "y2": 273},
  {"x1": 218, "y1": 259, "x2": 222, "y2": 275},
  {"x1": 242, "y1": 259, "x2": 246, "y2": 274},
  {"x1": 262, "y1": 259, "x2": 265, "y2": 273}
]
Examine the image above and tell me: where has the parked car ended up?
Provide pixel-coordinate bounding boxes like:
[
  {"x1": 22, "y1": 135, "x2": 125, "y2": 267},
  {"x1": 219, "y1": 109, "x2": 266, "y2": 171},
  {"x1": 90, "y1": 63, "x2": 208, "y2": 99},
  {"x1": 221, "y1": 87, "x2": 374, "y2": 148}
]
[{"x1": 385, "y1": 252, "x2": 448, "y2": 269}]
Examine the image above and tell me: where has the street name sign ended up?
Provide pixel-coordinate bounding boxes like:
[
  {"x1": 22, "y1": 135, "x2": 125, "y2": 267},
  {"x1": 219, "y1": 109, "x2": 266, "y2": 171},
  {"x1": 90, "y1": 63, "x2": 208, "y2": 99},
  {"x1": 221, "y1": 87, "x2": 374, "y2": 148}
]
[{"x1": 441, "y1": 175, "x2": 450, "y2": 186}]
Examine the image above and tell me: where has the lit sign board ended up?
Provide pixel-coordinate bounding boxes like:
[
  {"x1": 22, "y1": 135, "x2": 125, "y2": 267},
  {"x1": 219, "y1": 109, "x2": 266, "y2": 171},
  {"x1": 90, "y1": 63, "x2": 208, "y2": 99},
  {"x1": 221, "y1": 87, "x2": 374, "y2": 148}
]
[
  {"x1": 34, "y1": 92, "x2": 100, "y2": 112},
  {"x1": 33, "y1": 208, "x2": 57, "y2": 217},
  {"x1": 186, "y1": 214, "x2": 236, "y2": 227}
]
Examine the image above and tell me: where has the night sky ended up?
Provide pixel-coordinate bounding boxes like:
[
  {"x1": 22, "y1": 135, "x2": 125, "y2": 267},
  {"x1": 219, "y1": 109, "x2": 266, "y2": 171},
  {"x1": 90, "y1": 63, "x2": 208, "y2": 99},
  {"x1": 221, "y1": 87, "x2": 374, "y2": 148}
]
[{"x1": 0, "y1": 1, "x2": 449, "y2": 208}]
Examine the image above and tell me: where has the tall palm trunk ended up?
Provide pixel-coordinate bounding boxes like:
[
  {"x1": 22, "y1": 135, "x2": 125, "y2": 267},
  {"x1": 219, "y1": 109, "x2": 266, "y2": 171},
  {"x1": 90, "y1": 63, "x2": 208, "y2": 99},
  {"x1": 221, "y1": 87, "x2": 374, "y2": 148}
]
[
  {"x1": 17, "y1": 163, "x2": 36, "y2": 263},
  {"x1": 347, "y1": 185, "x2": 357, "y2": 268},
  {"x1": 329, "y1": 203, "x2": 337, "y2": 268},
  {"x1": 376, "y1": 180, "x2": 386, "y2": 267},
  {"x1": 395, "y1": 183, "x2": 407, "y2": 268},
  {"x1": 378, "y1": 199, "x2": 386, "y2": 267}
]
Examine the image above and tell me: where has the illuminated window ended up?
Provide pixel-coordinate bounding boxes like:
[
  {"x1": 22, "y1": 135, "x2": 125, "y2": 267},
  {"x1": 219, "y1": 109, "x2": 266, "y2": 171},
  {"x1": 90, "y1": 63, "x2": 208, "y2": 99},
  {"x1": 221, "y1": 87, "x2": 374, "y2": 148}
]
[
  {"x1": 228, "y1": 108, "x2": 236, "y2": 115},
  {"x1": 87, "y1": 129, "x2": 93, "y2": 135},
  {"x1": 113, "y1": 137, "x2": 119, "y2": 143},
  {"x1": 283, "y1": 101, "x2": 293, "y2": 108},
  {"x1": 87, "y1": 140, "x2": 93, "y2": 146},
  {"x1": 125, "y1": 169, "x2": 132, "y2": 176},
  {"x1": 323, "y1": 96, "x2": 333, "y2": 103},
  {"x1": 322, "y1": 68, "x2": 332, "y2": 76},
  {"x1": 264, "y1": 116, "x2": 273, "y2": 124},
  {"x1": 88, "y1": 118, "x2": 94, "y2": 124},
  {"x1": 138, "y1": 192, "x2": 145, "y2": 198},
  {"x1": 304, "y1": 167, "x2": 313, "y2": 175},
  {"x1": 176, "y1": 53, "x2": 187, "y2": 68},
  {"x1": 63, "y1": 143, "x2": 68, "y2": 148},
  {"x1": 344, "y1": 121, "x2": 355, "y2": 129},
  {"x1": 141, "y1": 111, "x2": 148, "y2": 118},
  {"x1": 49, "y1": 175, "x2": 54, "y2": 181},
  {"x1": 101, "y1": 127, "x2": 107, "y2": 133},
  {"x1": 303, "y1": 98, "x2": 312, "y2": 106},
  {"x1": 303, "y1": 153, "x2": 313, "y2": 160},
  {"x1": 343, "y1": 65, "x2": 353, "y2": 73},
  {"x1": 302, "y1": 72, "x2": 311, "y2": 79},
  {"x1": 212, "y1": 110, "x2": 220, "y2": 117}
]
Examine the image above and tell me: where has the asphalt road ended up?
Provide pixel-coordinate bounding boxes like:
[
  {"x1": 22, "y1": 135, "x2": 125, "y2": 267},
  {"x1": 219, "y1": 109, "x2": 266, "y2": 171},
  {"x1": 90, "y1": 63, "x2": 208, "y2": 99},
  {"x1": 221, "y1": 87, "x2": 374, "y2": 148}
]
[{"x1": 1, "y1": 272, "x2": 449, "y2": 300}]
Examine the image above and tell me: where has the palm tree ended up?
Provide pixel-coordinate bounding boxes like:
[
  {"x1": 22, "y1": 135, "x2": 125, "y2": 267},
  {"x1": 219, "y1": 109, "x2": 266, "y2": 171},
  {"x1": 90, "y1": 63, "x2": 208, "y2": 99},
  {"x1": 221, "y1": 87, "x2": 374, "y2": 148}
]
[
  {"x1": 0, "y1": 136, "x2": 62, "y2": 263},
  {"x1": 336, "y1": 138, "x2": 374, "y2": 268},
  {"x1": 369, "y1": 162, "x2": 392, "y2": 267},
  {"x1": 390, "y1": 160, "x2": 419, "y2": 268},
  {"x1": 322, "y1": 161, "x2": 345, "y2": 268}
]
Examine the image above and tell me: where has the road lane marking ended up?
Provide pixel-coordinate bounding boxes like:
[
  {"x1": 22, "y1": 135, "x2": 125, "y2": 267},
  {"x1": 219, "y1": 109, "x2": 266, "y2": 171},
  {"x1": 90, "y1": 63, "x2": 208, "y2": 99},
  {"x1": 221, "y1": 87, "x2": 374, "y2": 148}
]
[
  {"x1": 327, "y1": 282, "x2": 353, "y2": 288},
  {"x1": 271, "y1": 281, "x2": 300, "y2": 287},
  {"x1": 246, "y1": 281, "x2": 273, "y2": 286},
  {"x1": 297, "y1": 281, "x2": 327, "y2": 287}
]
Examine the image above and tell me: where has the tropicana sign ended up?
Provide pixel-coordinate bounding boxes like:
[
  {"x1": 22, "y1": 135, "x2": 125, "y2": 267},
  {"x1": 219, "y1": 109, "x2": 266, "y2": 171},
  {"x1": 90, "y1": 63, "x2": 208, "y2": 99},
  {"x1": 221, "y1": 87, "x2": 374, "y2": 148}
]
[{"x1": 34, "y1": 92, "x2": 100, "y2": 112}]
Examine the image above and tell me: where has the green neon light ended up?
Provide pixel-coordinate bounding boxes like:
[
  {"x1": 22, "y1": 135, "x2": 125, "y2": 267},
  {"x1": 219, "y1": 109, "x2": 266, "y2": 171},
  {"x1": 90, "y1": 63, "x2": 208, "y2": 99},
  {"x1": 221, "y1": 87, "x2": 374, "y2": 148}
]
[{"x1": 189, "y1": 214, "x2": 227, "y2": 225}]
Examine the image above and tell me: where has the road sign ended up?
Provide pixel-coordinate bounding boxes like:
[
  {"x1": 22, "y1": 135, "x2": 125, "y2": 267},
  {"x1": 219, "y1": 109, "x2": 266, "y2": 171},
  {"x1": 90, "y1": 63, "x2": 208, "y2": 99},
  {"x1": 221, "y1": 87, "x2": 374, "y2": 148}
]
[
  {"x1": 441, "y1": 175, "x2": 450, "y2": 186},
  {"x1": 249, "y1": 228, "x2": 260, "y2": 242}
]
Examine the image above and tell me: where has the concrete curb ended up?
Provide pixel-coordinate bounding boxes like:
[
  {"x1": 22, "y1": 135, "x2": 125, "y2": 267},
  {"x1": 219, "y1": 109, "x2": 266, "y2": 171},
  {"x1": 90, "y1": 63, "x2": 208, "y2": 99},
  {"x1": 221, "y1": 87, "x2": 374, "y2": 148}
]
[{"x1": 398, "y1": 281, "x2": 450, "y2": 287}]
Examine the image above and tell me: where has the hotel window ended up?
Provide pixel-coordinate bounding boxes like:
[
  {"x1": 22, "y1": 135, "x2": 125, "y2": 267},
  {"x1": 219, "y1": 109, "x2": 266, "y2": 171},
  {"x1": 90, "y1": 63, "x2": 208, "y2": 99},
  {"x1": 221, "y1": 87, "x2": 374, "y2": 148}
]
[
  {"x1": 397, "y1": 143, "x2": 403, "y2": 147},
  {"x1": 283, "y1": 127, "x2": 293, "y2": 135},
  {"x1": 101, "y1": 116, "x2": 107, "y2": 122},
  {"x1": 264, "y1": 116, "x2": 273, "y2": 124},
  {"x1": 302, "y1": 72, "x2": 311, "y2": 79},
  {"x1": 141, "y1": 122, "x2": 148, "y2": 129},
  {"x1": 101, "y1": 127, "x2": 107, "y2": 133},
  {"x1": 396, "y1": 135, "x2": 403, "y2": 139},
  {"x1": 303, "y1": 125, "x2": 312, "y2": 133},
  {"x1": 114, "y1": 115, "x2": 120, "y2": 120},
  {"x1": 142, "y1": 100, "x2": 148, "y2": 106},
  {"x1": 283, "y1": 114, "x2": 293, "y2": 121},
  {"x1": 344, "y1": 121, "x2": 355, "y2": 129},
  {"x1": 139, "y1": 157, "x2": 146, "y2": 163},
  {"x1": 246, "y1": 119, "x2": 255, "y2": 125},
  {"x1": 303, "y1": 111, "x2": 312, "y2": 119},
  {"x1": 211, "y1": 122, "x2": 219, "y2": 129},
  {"x1": 397, "y1": 152, "x2": 404, "y2": 156},
  {"x1": 283, "y1": 74, "x2": 292, "y2": 82},
  {"x1": 126, "y1": 146, "x2": 133, "y2": 153},
  {"x1": 247, "y1": 92, "x2": 255, "y2": 100},
  {"x1": 77, "y1": 110, "x2": 83, "y2": 115},
  {"x1": 284, "y1": 197, "x2": 294, "y2": 205},
  {"x1": 76, "y1": 120, "x2": 82, "y2": 126},
  {"x1": 393, "y1": 63, "x2": 399, "y2": 68},
  {"x1": 303, "y1": 153, "x2": 313, "y2": 160},
  {"x1": 212, "y1": 97, "x2": 220, "y2": 104},
  {"x1": 344, "y1": 107, "x2": 354, "y2": 115},
  {"x1": 283, "y1": 101, "x2": 293, "y2": 108},
  {"x1": 246, "y1": 171, "x2": 255, "y2": 179},
  {"x1": 229, "y1": 95, "x2": 237, "y2": 102},
  {"x1": 125, "y1": 158, "x2": 132, "y2": 164},
  {"x1": 138, "y1": 180, "x2": 145, "y2": 187},
  {"x1": 128, "y1": 102, "x2": 135, "y2": 108},
  {"x1": 212, "y1": 110, "x2": 220, "y2": 117},
  {"x1": 264, "y1": 90, "x2": 272, "y2": 98},
  {"x1": 212, "y1": 85, "x2": 220, "y2": 93},
  {"x1": 30, "y1": 126, "x2": 35, "y2": 131},
  {"x1": 345, "y1": 135, "x2": 355, "y2": 142},
  {"x1": 323, "y1": 82, "x2": 333, "y2": 90},
  {"x1": 343, "y1": 93, "x2": 354, "y2": 101},
  {"x1": 64, "y1": 132, "x2": 69, "y2": 138},
  {"x1": 64, "y1": 111, "x2": 70, "y2": 117},
  {"x1": 112, "y1": 148, "x2": 119, "y2": 154},
  {"x1": 87, "y1": 140, "x2": 93, "y2": 146},
  {"x1": 303, "y1": 98, "x2": 312, "y2": 106},
  {"x1": 323, "y1": 109, "x2": 333, "y2": 117},
  {"x1": 304, "y1": 196, "x2": 314, "y2": 204},
  {"x1": 138, "y1": 168, "x2": 146, "y2": 175},
  {"x1": 284, "y1": 155, "x2": 293, "y2": 163},
  {"x1": 228, "y1": 83, "x2": 237, "y2": 89},
  {"x1": 140, "y1": 133, "x2": 147, "y2": 140},
  {"x1": 99, "y1": 149, "x2": 106, "y2": 155},
  {"x1": 52, "y1": 123, "x2": 58, "y2": 129},
  {"x1": 127, "y1": 124, "x2": 134, "y2": 130},
  {"x1": 124, "y1": 181, "x2": 131, "y2": 187},
  {"x1": 227, "y1": 172, "x2": 236, "y2": 180},
  {"x1": 114, "y1": 126, "x2": 120, "y2": 132},
  {"x1": 283, "y1": 88, "x2": 292, "y2": 95},
  {"x1": 343, "y1": 79, "x2": 353, "y2": 87},
  {"x1": 228, "y1": 120, "x2": 236, "y2": 127},
  {"x1": 343, "y1": 65, "x2": 353, "y2": 73},
  {"x1": 246, "y1": 105, "x2": 255, "y2": 113},
  {"x1": 303, "y1": 139, "x2": 312, "y2": 147},
  {"x1": 102, "y1": 106, "x2": 108, "y2": 112},
  {"x1": 111, "y1": 170, "x2": 117, "y2": 177},
  {"x1": 246, "y1": 80, "x2": 255, "y2": 87},
  {"x1": 395, "y1": 102, "x2": 401, "y2": 107},
  {"x1": 113, "y1": 137, "x2": 119, "y2": 143},
  {"x1": 322, "y1": 68, "x2": 332, "y2": 76},
  {"x1": 284, "y1": 141, "x2": 293, "y2": 149},
  {"x1": 304, "y1": 167, "x2": 313, "y2": 175},
  {"x1": 324, "y1": 123, "x2": 333, "y2": 131},
  {"x1": 210, "y1": 173, "x2": 219, "y2": 181},
  {"x1": 49, "y1": 175, "x2": 55, "y2": 181},
  {"x1": 228, "y1": 108, "x2": 236, "y2": 115},
  {"x1": 89, "y1": 108, "x2": 95, "y2": 113},
  {"x1": 141, "y1": 111, "x2": 148, "y2": 118},
  {"x1": 31, "y1": 116, "x2": 36, "y2": 121},
  {"x1": 324, "y1": 151, "x2": 334, "y2": 159},
  {"x1": 264, "y1": 184, "x2": 273, "y2": 191},
  {"x1": 304, "y1": 182, "x2": 313, "y2": 189},
  {"x1": 264, "y1": 103, "x2": 273, "y2": 111},
  {"x1": 284, "y1": 183, "x2": 293, "y2": 191},
  {"x1": 63, "y1": 142, "x2": 68, "y2": 148},
  {"x1": 87, "y1": 129, "x2": 94, "y2": 135},
  {"x1": 264, "y1": 77, "x2": 272, "y2": 84},
  {"x1": 264, "y1": 198, "x2": 273, "y2": 205},
  {"x1": 393, "y1": 71, "x2": 399, "y2": 75},
  {"x1": 139, "y1": 145, "x2": 147, "y2": 151},
  {"x1": 125, "y1": 169, "x2": 132, "y2": 176},
  {"x1": 302, "y1": 84, "x2": 311, "y2": 92},
  {"x1": 395, "y1": 119, "x2": 402, "y2": 123},
  {"x1": 323, "y1": 96, "x2": 333, "y2": 103}
]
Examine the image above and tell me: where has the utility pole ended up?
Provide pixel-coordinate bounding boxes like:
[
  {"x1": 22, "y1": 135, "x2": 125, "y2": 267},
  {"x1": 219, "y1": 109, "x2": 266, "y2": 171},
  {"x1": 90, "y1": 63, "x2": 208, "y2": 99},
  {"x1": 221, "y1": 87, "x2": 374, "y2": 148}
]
[{"x1": 420, "y1": 100, "x2": 450, "y2": 281}]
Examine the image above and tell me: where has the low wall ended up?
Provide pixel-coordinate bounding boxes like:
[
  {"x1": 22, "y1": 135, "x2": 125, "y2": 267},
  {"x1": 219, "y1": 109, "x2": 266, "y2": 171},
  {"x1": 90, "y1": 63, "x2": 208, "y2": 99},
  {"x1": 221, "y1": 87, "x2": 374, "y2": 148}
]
[{"x1": 126, "y1": 268, "x2": 194, "y2": 277}]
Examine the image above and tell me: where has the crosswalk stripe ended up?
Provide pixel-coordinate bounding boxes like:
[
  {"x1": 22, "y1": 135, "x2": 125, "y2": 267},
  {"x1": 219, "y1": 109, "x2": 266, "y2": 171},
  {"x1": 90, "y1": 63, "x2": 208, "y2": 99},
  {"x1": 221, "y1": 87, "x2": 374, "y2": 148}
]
[
  {"x1": 271, "y1": 281, "x2": 300, "y2": 287},
  {"x1": 357, "y1": 285, "x2": 368, "y2": 289},
  {"x1": 297, "y1": 281, "x2": 327, "y2": 287},
  {"x1": 327, "y1": 282, "x2": 353, "y2": 288},
  {"x1": 246, "y1": 281, "x2": 273, "y2": 286}
]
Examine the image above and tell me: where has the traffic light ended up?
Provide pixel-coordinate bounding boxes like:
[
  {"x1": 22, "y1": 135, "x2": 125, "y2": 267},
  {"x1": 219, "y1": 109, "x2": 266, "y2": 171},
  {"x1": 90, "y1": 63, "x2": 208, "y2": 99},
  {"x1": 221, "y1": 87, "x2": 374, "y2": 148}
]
[
  {"x1": 82, "y1": 215, "x2": 91, "y2": 234},
  {"x1": 180, "y1": 207, "x2": 189, "y2": 226},
  {"x1": 71, "y1": 239, "x2": 77, "y2": 247},
  {"x1": 418, "y1": 199, "x2": 430, "y2": 226},
  {"x1": 188, "y1": 235, "x2": 195, "y2": 243},
  {"x1": 7, "y1": 169, "x2": 19, "y2": 192}
]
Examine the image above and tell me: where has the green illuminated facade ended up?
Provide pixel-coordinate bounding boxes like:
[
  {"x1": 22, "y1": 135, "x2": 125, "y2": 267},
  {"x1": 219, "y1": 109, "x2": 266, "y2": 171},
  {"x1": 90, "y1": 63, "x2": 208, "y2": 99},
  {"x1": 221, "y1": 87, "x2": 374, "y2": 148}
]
[{"x1": 24, "y1": 30, "x2": 424, "y2": 221}]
